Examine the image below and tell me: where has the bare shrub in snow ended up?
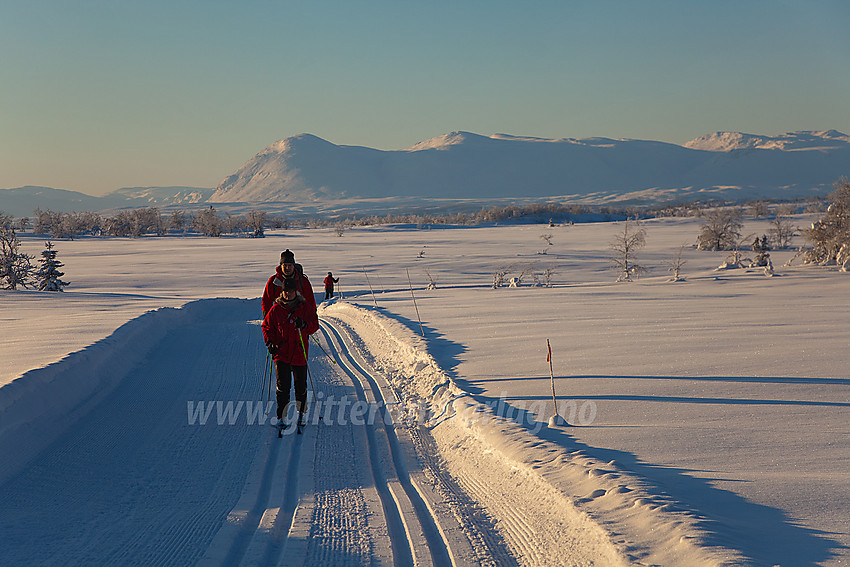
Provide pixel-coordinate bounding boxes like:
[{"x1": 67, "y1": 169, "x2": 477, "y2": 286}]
[
  {"x1": 492, "y1": 265, "x2": 513, "y2": 288},
  {"x1": 425, "y1": 269, "x2": 437, "y2": 290},
  {"x1": 696, "y1": 208, "x2": 743, "y2": 251},
  {"x1": 610, "y1": 217, "x2": 646, "y2": 282},
  {"x1": 665, "y1": 245, "x2": 688, "y2": 282},
  {"x1": 749, "y1": 201, "x2": 769, "y2": 218},
  {"x1": 508, "y1": 263, "x2": 538, "y2": 287},
  {"x1": 246, "y1": 210, "x2": 267, "y2": 238},
  {"x1": 768, "y1": 215, "x2": 796, "y2": 249}
]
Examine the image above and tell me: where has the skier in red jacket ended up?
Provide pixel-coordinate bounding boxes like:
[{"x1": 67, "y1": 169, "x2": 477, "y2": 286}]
[
  {"x1": 323, "y1": 271, "x2": 339, "y2": 301},
  {"x1": 262, "y1": 249, "x2": 316, "y2": 316},
  {"x1": 262, "y1": 278, "x2": 319, "y2": 424}
]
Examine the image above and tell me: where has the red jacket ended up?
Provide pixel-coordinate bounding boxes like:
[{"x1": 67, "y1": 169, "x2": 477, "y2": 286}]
[
  {"x1": 262, "y1": 264, "x2": 316, "y2": 316},
  {"x1": 262, "y1": 293, "x2": 319, "y2": 365}
]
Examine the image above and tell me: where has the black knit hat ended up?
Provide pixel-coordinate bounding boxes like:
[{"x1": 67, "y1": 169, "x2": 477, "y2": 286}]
[
  {"x1": 283, "y1": 278, "x2": 298, "y2": 291},
  {"x1": 280, "y1": 249, "x2": 295, "y2": 265}
]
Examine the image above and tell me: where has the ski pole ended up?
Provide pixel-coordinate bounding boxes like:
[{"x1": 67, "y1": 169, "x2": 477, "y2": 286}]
[
  {"x1": 261, "y1": 350, "x2": 270, "y2": 402},
  {"x1": 297, "y1": 330, "x2": 320, "y2": 417},
  {"x1": 267, "y1": 353, "x2": 274, "y2": 408},
  {"x1": 310, "y1": 333, "x2": 336, "y2": 365}
]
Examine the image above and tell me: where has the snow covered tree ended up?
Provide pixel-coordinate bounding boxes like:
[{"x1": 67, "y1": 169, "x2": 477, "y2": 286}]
[
  {"x1": 610, "y1": 217, "x2": 646, "y2": 282},
  {"x1": 36, "y1": 241, "x2": 69, "y2": 291},
  {"x1": 697, "y1": 209, "x2": 743, "y2": 251},
  {"x1": 751, "y1": 235, "x2": 771, "y2": 267},
  {"x1": 803, "y1": 178, "x2": 850, "y2": 269},
  {"x1": 193, "y1": 206, "x2": 222, "y2": 237},
  {"x1": 168, "y1": 209, "x2": 188, "y2": 233},
  {"x1": 1, "y1": 215, "x2": 36, "y2": 290}
]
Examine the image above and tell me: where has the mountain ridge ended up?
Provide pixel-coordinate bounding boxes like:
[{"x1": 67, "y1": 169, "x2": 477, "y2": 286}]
[
  {"x1": 2, "y1": 130, "x2": 848, "y2": 217},
  {"x1": 209, "y1": 130, "x2": 849, "y2": 204}
]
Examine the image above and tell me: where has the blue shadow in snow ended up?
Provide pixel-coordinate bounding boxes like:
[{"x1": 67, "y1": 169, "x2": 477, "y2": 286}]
[
  {"x1": 350, "y1": 304, "x2": 468, "y2": 380},
  {"x1": 480, "y1": 390, "x2": 846, "y2": 566}
]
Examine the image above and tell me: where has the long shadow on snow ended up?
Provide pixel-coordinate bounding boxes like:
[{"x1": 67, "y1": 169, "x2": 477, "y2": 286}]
[
  {"x1": 483, "y1": 395, "x2": 845, "y2": 566},
  {"x1": 338, "y1": 304, "x2": 845, "y2": 564},
  {"x1": 475, "y1": 374, "x2": 850, "y2": 387},
  {"x1": 367, "y1": 305, "x2": 468, "y2": 380}
]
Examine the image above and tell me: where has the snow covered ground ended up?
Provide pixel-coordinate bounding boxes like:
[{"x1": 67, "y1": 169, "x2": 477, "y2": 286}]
[{"x1": 1, "y1": 217, "x2": 848, "y2": 566}]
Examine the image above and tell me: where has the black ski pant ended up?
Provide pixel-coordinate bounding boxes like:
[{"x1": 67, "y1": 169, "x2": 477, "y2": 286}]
[
  {"x1": 275, "y1": 361, "x2": 308, "y2": 419},
  {"x1": 325, "y1": 287, "x2": 334, "y2": 300}
]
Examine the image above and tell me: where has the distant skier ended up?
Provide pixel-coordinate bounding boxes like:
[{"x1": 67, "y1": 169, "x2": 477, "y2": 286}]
[
  {"x1": 323, "y1": 271, "x2": 339, "y2": 301},
  {"x1": 262, "y1": 278, "x2": 319, "y2": 424},
  {"x1": 262, "y1": 249, "x2": 316, "y2": 316}
]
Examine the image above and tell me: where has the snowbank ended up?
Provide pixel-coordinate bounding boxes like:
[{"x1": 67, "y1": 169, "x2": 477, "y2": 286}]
[
  {"x1": 0, "y1": 299, "x2": 242, "y2": 486},
  {"x1": 320, "y1": 301, "x2": 744, "y2": 566}
]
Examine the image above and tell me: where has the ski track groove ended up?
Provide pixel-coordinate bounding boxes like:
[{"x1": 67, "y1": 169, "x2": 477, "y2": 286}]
[
  {"x1": 260, "y1": 428, "x2": 304, "y2": 566},
  {"x1": 320, "y1": 317, "x2": 520, "y2": 567},
  {"x1": 406, "y1": 423, "x2": 519, "y2": 567},
  {"x1": 320, "y1": 320, "x2": 419, "y2": 567},
  {"x1": 322, "y1": 314, "x2": 524, "y2": 567},
  {"x1": 454, "y1": 471, "x2": 545, "y2": 566},
  {"x1": 208, "y1": 320, "x2": 390, "y2": 567},
  {"x1": 305, "y1": 375, "x2": 377, "y2": 567}
]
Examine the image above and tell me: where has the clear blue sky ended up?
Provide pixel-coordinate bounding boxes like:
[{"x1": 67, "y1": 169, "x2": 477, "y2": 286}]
[{"x1": 2, "y1": 0, "x2": 848, "y2": 196}]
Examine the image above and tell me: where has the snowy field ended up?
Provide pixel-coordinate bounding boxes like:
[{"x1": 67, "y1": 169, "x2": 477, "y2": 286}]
[{"x1": 1, "y1": 216, "x2": 848, "y2": 566}]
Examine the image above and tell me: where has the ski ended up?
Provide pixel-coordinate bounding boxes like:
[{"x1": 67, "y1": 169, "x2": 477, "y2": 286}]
[{"x1": 270, "y1": 418, "x2": 287, "y2": 437}]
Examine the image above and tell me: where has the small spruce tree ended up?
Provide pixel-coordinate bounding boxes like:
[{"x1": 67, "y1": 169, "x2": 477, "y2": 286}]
[{"x1": 36, "y1": 241, "x2": 69, "y2": 291}]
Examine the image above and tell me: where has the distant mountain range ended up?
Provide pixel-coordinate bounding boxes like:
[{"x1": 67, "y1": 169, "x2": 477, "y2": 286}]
[{"x1": 2, "y1": 130, "x2": 848, "y2": 217}]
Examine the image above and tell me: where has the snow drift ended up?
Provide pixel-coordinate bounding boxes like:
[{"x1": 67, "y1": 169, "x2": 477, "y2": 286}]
[{"x1": 319, "y1": 301, "x2": 742, "y2": 565}]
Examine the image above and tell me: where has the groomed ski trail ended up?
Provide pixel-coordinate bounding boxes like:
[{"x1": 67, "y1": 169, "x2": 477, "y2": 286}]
[
  {"x1": 205, "y1": 314, "x2": 513, "y2": 566},
  {"x1": 0, "y1": 297, "x2": 525, "y2": 566}
]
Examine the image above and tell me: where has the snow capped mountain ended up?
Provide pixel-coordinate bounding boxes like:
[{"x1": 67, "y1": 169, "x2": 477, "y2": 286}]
[
  {"x1": 212, "y1": 133, "x2": 387, "y2": 202},
  {"x1": 3, "y1": 130, "x2": 848, "y2": 216},
  {"x1": 684, "y1": 130, "x2": 850, "y2": 152},
  {"x1": 210, "y1": 130, "x2": 850, "y2": 205}
]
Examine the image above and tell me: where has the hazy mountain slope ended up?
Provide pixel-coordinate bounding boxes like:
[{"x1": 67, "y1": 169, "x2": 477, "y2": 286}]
[
  {"x1": 0, "y1": 186, "x2": 214, "y2": 217},
  {"x1": 108, "y1": 186, "x2": 215, "y2": 206},
  {"x1": 0, "y1": 186, "x2": 110, "y2": 217}
]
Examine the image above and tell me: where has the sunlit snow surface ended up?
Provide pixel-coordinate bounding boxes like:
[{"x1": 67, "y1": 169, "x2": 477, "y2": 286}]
[{"x1": 1, "y1": 217, "x2": 847, "y2": 565}]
